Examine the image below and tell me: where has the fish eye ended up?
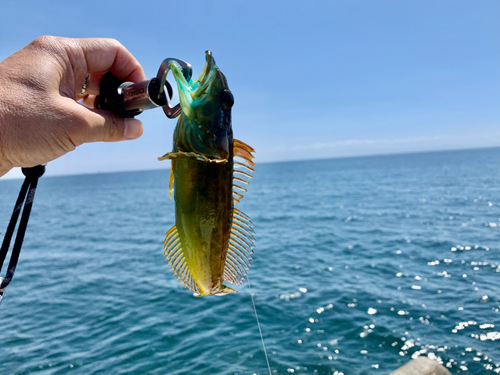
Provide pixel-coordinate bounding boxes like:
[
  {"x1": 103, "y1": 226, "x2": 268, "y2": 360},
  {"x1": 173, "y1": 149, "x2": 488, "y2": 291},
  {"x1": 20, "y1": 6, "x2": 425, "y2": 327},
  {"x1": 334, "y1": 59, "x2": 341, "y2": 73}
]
[{"x1": 219, "y1": 89, "x2": 234, "y2": 109}]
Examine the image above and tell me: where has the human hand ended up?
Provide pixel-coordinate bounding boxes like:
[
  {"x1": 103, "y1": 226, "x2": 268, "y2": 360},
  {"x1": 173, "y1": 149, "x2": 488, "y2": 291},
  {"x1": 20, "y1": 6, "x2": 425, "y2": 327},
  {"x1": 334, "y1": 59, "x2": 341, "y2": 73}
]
[{"x1": 0, "y1": 36, "x2": 147, "y2": 177}]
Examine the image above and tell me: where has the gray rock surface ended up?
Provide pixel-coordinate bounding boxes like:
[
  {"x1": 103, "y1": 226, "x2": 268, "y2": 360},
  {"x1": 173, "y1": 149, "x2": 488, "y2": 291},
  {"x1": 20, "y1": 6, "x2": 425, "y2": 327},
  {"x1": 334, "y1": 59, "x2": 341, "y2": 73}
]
[{"x1": 389, "y1": 356, "x2": 452, "y2": 375}]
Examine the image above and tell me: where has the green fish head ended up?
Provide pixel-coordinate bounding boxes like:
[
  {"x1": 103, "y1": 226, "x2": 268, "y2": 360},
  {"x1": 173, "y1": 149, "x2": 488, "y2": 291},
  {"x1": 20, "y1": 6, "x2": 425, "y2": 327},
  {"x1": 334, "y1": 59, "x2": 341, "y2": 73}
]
[{"x1": 170, "y1": 51, "x2": 234, "y2": 160}]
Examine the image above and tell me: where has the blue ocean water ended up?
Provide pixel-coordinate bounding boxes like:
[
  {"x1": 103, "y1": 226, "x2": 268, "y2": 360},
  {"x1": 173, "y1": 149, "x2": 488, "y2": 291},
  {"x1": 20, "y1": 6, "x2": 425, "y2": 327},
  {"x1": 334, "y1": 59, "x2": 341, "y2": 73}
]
[{"x1": 0, "y1": 147, "x2": 499, "y2": 374}]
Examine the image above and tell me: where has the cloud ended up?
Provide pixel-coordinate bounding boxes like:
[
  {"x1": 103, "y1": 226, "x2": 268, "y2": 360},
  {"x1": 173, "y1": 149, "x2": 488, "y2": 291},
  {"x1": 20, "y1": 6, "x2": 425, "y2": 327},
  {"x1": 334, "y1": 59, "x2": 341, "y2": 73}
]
[
  {"x1": 299, "y1": 135, "x2": 445, "y2": 150},
  {"x1": 268, "y1": 132, "x2": 500, "y2": 154}
]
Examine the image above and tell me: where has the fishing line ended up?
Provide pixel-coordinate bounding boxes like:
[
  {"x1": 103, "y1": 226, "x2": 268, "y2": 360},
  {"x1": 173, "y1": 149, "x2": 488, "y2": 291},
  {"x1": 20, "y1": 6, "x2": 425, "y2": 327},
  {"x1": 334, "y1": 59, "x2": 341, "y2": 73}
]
[{"x1": 247, "y1": 275, "x2": 272, "y2": 375}]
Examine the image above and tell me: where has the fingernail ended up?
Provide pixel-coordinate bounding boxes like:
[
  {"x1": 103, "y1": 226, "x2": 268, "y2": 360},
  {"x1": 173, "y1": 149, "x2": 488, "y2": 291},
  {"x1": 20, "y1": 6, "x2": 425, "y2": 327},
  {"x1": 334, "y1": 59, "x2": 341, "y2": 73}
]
[{"x1": 124, "y1": 118, "x2": 144, "y2": 140}]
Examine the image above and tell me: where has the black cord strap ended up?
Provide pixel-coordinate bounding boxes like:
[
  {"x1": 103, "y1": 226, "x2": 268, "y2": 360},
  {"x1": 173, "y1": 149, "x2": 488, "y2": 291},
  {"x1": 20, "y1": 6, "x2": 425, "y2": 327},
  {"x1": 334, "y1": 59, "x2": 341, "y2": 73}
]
[{"x1": 0, "y1": 165, "x2": 45, "y2": 302}]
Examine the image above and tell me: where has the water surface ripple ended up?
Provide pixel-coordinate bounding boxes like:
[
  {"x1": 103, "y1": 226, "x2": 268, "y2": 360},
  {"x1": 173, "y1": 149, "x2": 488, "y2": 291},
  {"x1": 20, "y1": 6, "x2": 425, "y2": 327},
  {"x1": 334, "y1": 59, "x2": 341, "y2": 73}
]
[{"x1": 1, "y1": 148, "x2": 499, "y2": 374}]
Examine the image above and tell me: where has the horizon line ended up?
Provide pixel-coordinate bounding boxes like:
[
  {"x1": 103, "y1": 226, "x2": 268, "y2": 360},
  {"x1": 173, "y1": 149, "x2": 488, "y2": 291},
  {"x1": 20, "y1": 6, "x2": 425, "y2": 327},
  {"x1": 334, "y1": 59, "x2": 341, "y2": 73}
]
[{"x1": 1, "y1": 144, "x2": 499, "y2": 181}]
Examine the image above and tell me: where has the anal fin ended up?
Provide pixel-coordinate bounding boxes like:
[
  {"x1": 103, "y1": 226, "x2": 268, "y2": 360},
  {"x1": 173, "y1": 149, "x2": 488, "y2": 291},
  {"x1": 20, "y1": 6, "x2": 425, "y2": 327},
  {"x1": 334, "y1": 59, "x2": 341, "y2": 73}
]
[{"x1": 223, "y1": 209, "x2": 255, "y2": 285}]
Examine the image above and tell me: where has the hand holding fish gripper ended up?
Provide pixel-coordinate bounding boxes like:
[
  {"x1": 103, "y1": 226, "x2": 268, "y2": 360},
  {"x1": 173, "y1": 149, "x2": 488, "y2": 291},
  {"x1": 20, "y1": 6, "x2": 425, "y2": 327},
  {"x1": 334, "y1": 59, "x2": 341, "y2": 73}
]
[
  {"x1": 0, "y1": 57, "x2": 191, "y2": 304},
  {"x1": 96, "y1": 58, "x2": 192, "y2": 119}
]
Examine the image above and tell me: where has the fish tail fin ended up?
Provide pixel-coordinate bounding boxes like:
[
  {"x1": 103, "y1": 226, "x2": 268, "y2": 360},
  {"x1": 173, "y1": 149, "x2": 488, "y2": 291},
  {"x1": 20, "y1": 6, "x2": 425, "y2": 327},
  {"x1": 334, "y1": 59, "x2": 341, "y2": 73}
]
[
  {"x1": 194, "y1": 285, "x2": 237, "y2": 297},
  {"x1": 216, "y1": 285, "x2": 238, "y2": 296}
]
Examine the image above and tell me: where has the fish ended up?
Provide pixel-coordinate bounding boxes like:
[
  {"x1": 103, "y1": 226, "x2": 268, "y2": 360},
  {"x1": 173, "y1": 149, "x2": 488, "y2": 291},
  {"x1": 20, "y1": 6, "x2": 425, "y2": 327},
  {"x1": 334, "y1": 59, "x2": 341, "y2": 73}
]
[{"x1": 158, "y1": 51, "x2": 256, "y2": 296}]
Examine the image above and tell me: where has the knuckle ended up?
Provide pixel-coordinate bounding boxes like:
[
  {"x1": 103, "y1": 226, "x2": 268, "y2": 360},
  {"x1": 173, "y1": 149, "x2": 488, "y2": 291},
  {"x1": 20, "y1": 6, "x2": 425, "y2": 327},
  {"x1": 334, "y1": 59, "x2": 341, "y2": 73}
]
[
  {"x1": 73, "y1": 109, "x2": 90, "y2": 132},
  {"x1": 103, "y1": 38, "x2": 121, "y2": 49},
  {"x1": 59, "y1": 107, "x2": 89, "y2": 145},
  {"x1": 29, "y1": 35, "x2": 59, "y2": 51},
  {"x1": 0, "y1": 124, "x2": 9, "y2": 167},
  {"x1": 104, "y1": 112, "x2": 121, "y2": 140},
  {"x1": 78, "y1": 109, "x2": 123, "y2": 143},
  {"x1": 27, "y1": 36, "x2": 67, "y2": 60}
]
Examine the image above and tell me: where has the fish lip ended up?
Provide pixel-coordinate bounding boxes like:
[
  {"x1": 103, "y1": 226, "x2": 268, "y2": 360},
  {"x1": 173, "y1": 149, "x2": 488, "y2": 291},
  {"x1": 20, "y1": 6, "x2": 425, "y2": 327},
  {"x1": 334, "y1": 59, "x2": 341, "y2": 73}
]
[
  {"x1": 170, "y1": 50, "x2": 216, "y2": 115},
  {"x1": 192, "y1": 50, "x2": 214, "y2": 91},
  {"x1": 199, "y1": 50, "x2": 213, "y2": 82}
]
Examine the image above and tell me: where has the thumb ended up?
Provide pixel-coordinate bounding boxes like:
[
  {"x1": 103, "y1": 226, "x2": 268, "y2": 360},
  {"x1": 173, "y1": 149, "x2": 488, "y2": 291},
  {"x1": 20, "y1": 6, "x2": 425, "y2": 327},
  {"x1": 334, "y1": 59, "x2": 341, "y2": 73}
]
[{"x1": 80, "y1": 107, "x2": 144, "y2": 143}]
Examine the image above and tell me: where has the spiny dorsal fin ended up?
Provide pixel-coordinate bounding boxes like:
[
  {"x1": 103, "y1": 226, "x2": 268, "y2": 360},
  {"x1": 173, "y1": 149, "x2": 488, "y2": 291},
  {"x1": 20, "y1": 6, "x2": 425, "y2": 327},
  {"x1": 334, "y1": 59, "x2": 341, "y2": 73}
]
[
  {"x1": 234, "y1": 139, "x2": 256, "y2": 166},
  {"x1": 233, "y1": 139, "x2": 255, "y2": 204},
  {"x1": 223, "y1": 209, "x2": 255, "y2": 285},
  {"x1": 164, "y1": 226, "x2": 199, "y2": 294}
]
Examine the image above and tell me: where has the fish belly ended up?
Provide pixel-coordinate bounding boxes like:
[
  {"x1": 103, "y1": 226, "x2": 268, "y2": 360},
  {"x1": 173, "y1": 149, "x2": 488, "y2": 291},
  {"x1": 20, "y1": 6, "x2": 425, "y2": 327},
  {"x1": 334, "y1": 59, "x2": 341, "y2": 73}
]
[{"x1": 173, "y1": 156, "x2": 233, "y2": 295}]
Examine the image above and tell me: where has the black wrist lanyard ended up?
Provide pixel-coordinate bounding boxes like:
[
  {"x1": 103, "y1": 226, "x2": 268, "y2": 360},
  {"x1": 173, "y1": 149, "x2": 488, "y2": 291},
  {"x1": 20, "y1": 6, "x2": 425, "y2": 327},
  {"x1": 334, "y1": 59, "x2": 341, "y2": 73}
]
[{"x1": 0, "y1": 164, "x2": 45, "y2": 303}]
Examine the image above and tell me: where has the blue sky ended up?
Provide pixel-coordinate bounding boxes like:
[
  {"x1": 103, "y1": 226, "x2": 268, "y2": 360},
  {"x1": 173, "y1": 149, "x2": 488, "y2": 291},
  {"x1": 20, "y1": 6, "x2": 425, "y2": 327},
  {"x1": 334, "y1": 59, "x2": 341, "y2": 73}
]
[{"x1": 1, "y1": 0, "x2": 499, "y2": 178}]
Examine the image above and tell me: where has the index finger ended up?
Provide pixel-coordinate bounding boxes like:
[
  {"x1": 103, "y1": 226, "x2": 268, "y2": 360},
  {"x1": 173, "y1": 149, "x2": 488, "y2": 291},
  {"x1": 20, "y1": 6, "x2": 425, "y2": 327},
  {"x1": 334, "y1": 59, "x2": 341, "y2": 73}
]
[{"x1": 70, "y1": 38, "x2": 146, "y2": 83}]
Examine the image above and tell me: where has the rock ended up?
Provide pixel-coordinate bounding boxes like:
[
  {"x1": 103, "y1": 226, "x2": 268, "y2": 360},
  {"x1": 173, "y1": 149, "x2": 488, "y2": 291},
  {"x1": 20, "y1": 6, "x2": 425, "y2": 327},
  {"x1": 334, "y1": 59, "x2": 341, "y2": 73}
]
[{"x1": 389, "y1": 356, "x2": 452, "y2": 375}]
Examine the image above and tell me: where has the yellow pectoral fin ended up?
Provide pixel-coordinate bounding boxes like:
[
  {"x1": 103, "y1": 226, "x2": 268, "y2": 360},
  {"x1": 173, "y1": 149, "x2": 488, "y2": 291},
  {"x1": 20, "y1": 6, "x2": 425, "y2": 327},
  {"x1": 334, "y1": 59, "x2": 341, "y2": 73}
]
[
  {"x1": 163, "y1": 225, "x2": 199, "y2": 294},
  {"x1": 169, "y1": 163, "x2": 175, "y2": 199},
  {"x1": 158, "y1": 151, "x2": 227, "y2": 164}
]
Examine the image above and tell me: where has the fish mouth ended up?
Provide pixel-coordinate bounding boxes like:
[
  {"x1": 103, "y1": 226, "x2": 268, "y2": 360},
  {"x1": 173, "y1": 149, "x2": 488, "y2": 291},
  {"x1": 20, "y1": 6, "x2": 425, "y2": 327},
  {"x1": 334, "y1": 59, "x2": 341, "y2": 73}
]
[
  {"x1": 169, "y1": 51, "x2": 217, "y2": 119},
  {"x1": 195, "y1": 50, "x2": 214, "y2": 89}
]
